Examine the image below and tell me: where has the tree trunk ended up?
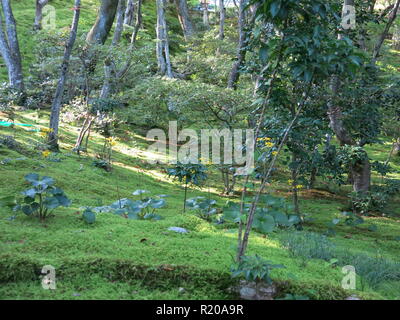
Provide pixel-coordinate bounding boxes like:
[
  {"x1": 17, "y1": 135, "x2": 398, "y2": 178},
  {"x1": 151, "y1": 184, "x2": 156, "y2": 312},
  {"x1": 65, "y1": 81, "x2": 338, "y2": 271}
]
[
  {"x1": 392, "y1": 24, "x2": 400, "y2": 50},
  {"x1": 130, "y1": 0, "x2": 142, "y2": 46},
  {"x1": 124, "y1": 0, "x2": 135, "y2": 26},
  {"x1": 394, "y1": 141, "x2": 400, "y2": 156},
  {"x1": 112, "y1": 0, "x2": 126, "y2": 45},
  {"x1": 327, "y1": 0, "x2": 371, "y2": 193},
  {"x1": 100, "y1": 57, "x2": 116, "y2": 98},
  {"x1": 219, "y1": 0, "x2": 225, "y2": 40},
  {"x1": 175, "y1": 0, "x2": 194, "y2": 41},
  {"x1": 227, "y1": 0, "x2": 246, "y2": 89},
  {"x1": 48, "y1": 0, "x2": 81, "y2": 151},
  {"x1": 34, "y1": 0, "x2": 49, "y2": 30},
  {"x1": 0, "y1": 0, "x2": 24, "y2": 93},
  {"x1": 156, "y1": 0, "x2": 173, "y2": 78},
  {"x1": 86, "y1": 0, "x2": 119, "y2": 45},
  {"x1": 372, "y1": 0, "x2": 400, "y2": 63},
  {"x1": 202, "y1": 0, "x2": 209, "y2": 27}
]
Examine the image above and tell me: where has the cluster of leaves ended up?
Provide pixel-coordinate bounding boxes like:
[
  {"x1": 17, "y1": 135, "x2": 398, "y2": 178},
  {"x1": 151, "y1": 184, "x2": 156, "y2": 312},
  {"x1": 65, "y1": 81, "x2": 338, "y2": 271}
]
[
  {"x1": 122, "y1": 77, "x2": 249, "y2": 130},
  {"x1": 167, "y1": 162, "x2": 208, "y2": 186},
  {"x1": 337, "y1": 145, "x2": 369, "y2": 167},
  {"x1": 0, "y1": 173, "x2": 70, "y2": 221},
  {"x1": 92, "y1": 190, "x2": 166, "y2": 221},
  {"x1": 185, "y1": 197, "x2": 218, "y2": 222},
  {"x1": 231, "y1": 255, "x2": 285, "y2": 285},
  {"x1": 350, "y1": 191, "x2": 389, "y2": 215},
  {"x1": 223, "y1": 194, "x2": 301, "y2": 234}
]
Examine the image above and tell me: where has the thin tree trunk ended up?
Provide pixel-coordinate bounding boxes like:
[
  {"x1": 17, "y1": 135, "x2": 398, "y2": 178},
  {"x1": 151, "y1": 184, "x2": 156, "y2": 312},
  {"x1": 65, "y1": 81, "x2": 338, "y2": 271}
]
[
  {"x1": 372, "y1": 0, "x2": 400, "y2": 63},
  {"x1": 34, "y1": 0, "x2": 49, "y2": 30},
  {"x1": 112, "y1": 0, "x2": 126, "y2": 46},
  {"x1": 48, "y1": 0, "x2": 81, "y2": 151},
  {"x1": 175, "y1": 0, "x2": 194, "y2": 41},
  {"x1": 100, "y1": 57, "x2": 116, "y2": 99},
  {"x1": 156, "y1": 0, "x2": 173, "y2": 78},
  {"x1": 129, "y1": 0, "x2": 142, "y2": 46},
  {"x1": 202, "y1": 0, "x2": 209, "y2": 27},
  {"x1": 124, "y1": 0, "x2": 135, "y2": 26},
  {"x1": 0, "y1": 0, "x2": 24, "y2": 93},
  {"x1": 227, "y1": 0, "x2": 246, "y2": 89},
  {"x1": 393, "y1": 25, "x2": 400, "y2": 50},
  {"x1": 219, "y1": 0, "x2": 225, "y2": 40},
  {"x1": 86, "y1": 0, "x2": 119, "y2": 44}
]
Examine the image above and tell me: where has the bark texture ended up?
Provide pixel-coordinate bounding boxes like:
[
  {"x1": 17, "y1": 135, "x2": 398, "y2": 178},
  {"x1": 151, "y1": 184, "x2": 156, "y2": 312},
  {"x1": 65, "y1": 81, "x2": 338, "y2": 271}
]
[
  {"x1": 0, "y1": 0, "x2": 24, "y2": 92},
  {"x1": 34, "y1": 0, "x2": 49, "y2": 30},
  {"x1": 129, "y1": 0, "x2": 142, "y2": 46},
  {"x1": 227, "y1": 0, "x2": 247, "y2": 89},
  {"x1": 156, "y1": 0, "x2": 173, "y2": 78},
  {"x1": 219, "y1": 0, "x2": 225, "y2": 40},
  {"x1": 202, "y1": 0, "x2": 209, "y2": 27},
  {"x1": 48, "y1": 0, "x2": 81, "y2": 150},
  {"x1": 175, "y1": 0, "x2": 194, "y2": 40},
  {"x1": 86, "y1": 0, "x2": 119, "y2": 44},
  {"x1": 112, "y1": 0, "x2": 126, "y2": 45},
  {"x1": 124, "y1": 0, "x2": 135, "y2": 26},
  {"x1": 372, "y1": 0, "x2": 400, "y2": 63}
]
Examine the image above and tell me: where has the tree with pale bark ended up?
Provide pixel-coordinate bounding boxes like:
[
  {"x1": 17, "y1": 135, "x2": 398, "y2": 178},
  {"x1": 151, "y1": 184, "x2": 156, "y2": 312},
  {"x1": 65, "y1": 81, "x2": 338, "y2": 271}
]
[{"x1": 0, "y1": 0, "x2": 24, "y2": 93}]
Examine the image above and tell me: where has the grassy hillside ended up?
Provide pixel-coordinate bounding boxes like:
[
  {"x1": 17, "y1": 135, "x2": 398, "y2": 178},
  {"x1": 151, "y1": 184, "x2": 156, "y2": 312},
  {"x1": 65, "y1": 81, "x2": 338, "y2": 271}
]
[
  {"x1": 0, "y1": 110, "x2": 399, "y2": 300},
  {"x1": 1, "y1": 0, "x2": 400, "y2": 301}
]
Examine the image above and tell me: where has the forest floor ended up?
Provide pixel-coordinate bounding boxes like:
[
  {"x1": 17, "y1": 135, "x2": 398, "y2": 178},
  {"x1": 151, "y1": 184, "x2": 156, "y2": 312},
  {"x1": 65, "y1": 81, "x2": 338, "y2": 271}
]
[{"x1": 0, "y1": 110, "x2": 399, "y2": 300}]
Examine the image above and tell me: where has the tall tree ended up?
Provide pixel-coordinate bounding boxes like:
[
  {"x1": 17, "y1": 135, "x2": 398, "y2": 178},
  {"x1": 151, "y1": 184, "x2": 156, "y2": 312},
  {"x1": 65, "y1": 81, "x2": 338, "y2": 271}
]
[
  {"x1": 0, "y1": 0, "x2": 24, "y2": 93},
  {"x1": 227, "y1": 0, "x2": 246, "y2": 89},
  {"x1": 156, "y1": 0, "x2": 173, "y2": 77},
  {"x1": 129, "y1": 0, "x2": 142, "y2": 46},
  {"x1": 112, "y1": 0, "x2": 126, "y2": 45},
  {"x1": 372, "y1": 0, "x2": 400, "y2": 63},
  {"x1": 33, "y1": 0, "x2": 50, "y2": 30},
  {"x1": 328, "y1": 0, "x2": 371, "y2": 192},
  {"x1": 175, "y1": 0, "x2": 194, "y2": 41},
  {"x1": 202, "y1": 0, "x2": 209, "y2": 27},
  {"x1": 86, "y1": 0, "x2": 119, "y2": 44},
  {"x1": 48, "y1": 0, "x2": 81, "y2": 150},
  {"x1": 219, "y1": 0, "x2": 225, "y2": 40},
  {"x1": 124, "y1": 0, "x2": 135, "y2": 26}
]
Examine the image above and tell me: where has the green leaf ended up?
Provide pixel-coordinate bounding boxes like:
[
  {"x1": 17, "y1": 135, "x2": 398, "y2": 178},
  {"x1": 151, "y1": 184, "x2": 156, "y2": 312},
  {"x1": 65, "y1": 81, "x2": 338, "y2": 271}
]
[
  {"x1": 83, "y1": 209, "x2": 96, "y2": 224},
  {"x1": 54, "y1": 195, "x2": 71, "y2": 207},
  {"x1": 270, "y1": 1, "x2": 281, "y2": 18},
  {"x1": 22, "y1": 188, "x2": 36, "y2": 198},
  {"x1": 132, "y1": 189, "x2": 149, "y2": 196},
  {"x1": 43, "y1": 197, "x2": 60, "y2": 210},
  {"x1": 24, "y1": 173, "x2": 39, "y2": 183},
  {"x1": 259, "y1": 46, "x2": 268, "y2": 63},
  {"x1": 21, "y1": 205, "x2": 34, "y2": 216}
]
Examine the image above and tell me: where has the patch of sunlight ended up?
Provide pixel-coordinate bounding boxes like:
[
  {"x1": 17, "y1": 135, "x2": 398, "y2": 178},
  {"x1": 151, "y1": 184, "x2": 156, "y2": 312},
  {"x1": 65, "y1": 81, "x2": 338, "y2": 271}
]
[
  {"x1": 111, "y1": 160, "x2": 223, "y2": 195},
  {"x1": 221, "y1": 229, "x2": 281, "y2": 249}
]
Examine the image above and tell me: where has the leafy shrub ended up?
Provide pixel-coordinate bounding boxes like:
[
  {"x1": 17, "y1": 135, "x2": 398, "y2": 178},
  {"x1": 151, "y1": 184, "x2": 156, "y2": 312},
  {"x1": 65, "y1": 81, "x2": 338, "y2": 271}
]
[
  {"x1": 350, "y1": 191, "x2": 389, "y2": 214},
  {"x1": 223, "y1": 194, "x2": 301, "y2": 234},
  {"x1": 231, "y1": 255, "x2": 285, "y2": 285},
  {"x1": 17, "y1": 173, "x2": 70, "y2": 221},
  {"x1": 382, "y1": 178, "x2": 400, "y2": 195},
  {"x1": 82, "y1": 208, "x2": 96, "y2": 224},
  {"x1": 168, "y1": 162, "x2": 207, "y2": 211},
  {"x1": 186, "y1": 197, "x2": 218, "y2": 222},
  {"x1": 92, "y1": 190, "x2": 166, "y2": 221},
  {"x1": 280, "y1": 231, "x2": 335, "y2": 262},
  {"x1": 0, "y1": 135, "x2": 21, "y2": 151}
]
